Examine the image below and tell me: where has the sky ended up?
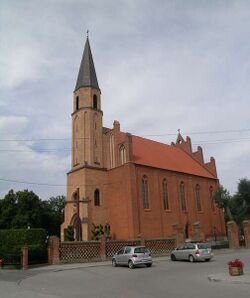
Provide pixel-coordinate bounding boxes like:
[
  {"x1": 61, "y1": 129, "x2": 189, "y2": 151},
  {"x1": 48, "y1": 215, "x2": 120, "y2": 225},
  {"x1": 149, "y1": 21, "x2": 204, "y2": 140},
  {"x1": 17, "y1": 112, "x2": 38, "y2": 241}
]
[{"x1": 0, "y1": 0, "x2": 250, "y2": 200}]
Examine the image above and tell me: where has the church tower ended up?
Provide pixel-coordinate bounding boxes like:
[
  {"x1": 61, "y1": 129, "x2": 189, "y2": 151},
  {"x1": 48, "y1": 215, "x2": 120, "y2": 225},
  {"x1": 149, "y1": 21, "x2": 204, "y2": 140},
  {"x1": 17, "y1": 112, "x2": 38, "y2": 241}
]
[
  {"x1": 61, "y1": 36, "x2": 106, "y2": 241},
  {"x1": 72, "y1": 36, "x2": 103, "y2": 168}
]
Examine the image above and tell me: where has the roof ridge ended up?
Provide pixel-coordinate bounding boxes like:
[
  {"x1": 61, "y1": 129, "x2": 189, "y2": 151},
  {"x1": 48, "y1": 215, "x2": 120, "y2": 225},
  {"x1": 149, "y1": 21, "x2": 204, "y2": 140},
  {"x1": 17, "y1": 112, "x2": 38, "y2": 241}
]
[{"x1": 174, "y1": 144, "x2": 217, "y2": 179}]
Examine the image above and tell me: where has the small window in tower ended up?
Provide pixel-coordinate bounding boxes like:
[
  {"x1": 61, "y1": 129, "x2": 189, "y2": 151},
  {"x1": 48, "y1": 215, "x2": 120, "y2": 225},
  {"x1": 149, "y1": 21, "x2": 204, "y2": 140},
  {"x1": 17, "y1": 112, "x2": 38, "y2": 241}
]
[
  {"x1": 76, "y1": 96, "x2": 79, "y2": 110},
  {"x1": 93, "y1": 95, "x2": 98, "y2": 109},
  {"x1": 94, "y1": 189, "x2": 100, "y2": 206}
]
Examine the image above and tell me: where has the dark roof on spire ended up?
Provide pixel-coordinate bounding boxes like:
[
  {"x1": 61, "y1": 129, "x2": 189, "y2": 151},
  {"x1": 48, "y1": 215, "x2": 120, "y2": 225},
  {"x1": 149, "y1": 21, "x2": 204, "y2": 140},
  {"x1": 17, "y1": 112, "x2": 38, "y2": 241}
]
[{"x1": 74, "y1": 37, "x2": 99, "y2": 92}]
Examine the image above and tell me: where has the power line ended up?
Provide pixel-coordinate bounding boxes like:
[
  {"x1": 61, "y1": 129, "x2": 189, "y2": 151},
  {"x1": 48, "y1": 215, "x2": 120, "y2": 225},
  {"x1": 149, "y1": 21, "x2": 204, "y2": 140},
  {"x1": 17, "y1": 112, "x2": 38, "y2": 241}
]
[
  {"x1": 0, "y1": 178, "x2": 122, "y2": 188},
  {"x1": 0, "y1": 128, "x2": 250, "y2": 142},
  {"x1": 143, "y1": 128, "x2": 250, "y2": 137},
  {"x1": 0, "y1": 149, "x2": 71, "y2": 152},
  {"x1": 193, "y1": 137, "x2": 250, "y2": 145},
  {"x1": 0, "y1": 137, "x2": 250, "y2": 153}
]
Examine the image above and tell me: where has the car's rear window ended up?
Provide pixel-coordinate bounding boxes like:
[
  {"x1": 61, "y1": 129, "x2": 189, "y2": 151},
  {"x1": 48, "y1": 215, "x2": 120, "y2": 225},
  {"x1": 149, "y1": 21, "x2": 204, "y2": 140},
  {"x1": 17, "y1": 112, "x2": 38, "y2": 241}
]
[
  {"x1": 134, "y1": 247, "x2": 149, "y2": 253},
  {"x1": 197, "y1": 243, "x2": 211, "y2": 249}
]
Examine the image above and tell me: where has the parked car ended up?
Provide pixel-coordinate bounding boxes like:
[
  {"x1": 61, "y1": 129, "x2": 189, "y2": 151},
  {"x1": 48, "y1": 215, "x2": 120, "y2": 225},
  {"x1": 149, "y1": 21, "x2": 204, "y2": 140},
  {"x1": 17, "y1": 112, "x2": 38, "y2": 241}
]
[
  {"x1": 112, "y1": 246, "x2": 153, "y2": 269},
  {"x1": 170, "y1": 242, "x2": 213, "y2": 262}
]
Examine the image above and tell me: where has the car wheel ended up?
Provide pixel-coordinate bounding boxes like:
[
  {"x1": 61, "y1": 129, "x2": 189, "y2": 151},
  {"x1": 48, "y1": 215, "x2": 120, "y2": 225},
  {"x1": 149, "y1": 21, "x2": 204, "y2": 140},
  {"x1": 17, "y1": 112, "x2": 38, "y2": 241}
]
[
  {"x1": 171, "y1": 254, "x2": 176, "y2": 261},
  {"x1": 128, "y1": 260, "x2": 134, "y2": 269},
  {"x1": 146, "y1": 263, "x2": 152, "y2": 267},
  {"x1": 189, "y1": 255, "x2": 195, "y2": 263},
  {"x1": 205, "y1": 258, "x2": 210, "y2": 262},
  {"x1": 112, "y1": 259, "x2": 117, "y2": 267}
]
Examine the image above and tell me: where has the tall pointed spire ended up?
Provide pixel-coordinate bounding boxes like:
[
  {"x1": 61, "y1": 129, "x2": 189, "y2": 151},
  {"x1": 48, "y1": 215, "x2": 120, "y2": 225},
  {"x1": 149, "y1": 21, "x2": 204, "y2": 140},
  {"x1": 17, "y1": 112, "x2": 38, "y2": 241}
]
[{"x1": 74, "y1": 36, "x2": 99, "y2": 92}]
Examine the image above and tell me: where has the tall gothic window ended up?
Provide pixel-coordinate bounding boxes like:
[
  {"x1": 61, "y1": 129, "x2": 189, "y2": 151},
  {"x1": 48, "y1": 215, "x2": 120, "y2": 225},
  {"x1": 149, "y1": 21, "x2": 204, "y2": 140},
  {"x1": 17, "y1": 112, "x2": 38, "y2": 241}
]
[
  {"x1": 209, "y1": 186, "x2": 215, "y2": 211},
  {"x1": 142, "y1": 175, "x2": 149, "y2": 209},
  {"x1": 94, "y1": 189, "x2": 100, "y2": 206},
  {"x1": 119, "y1": 145, "x2": 126, "y2": 165},
  {"x1": 180, "y1": 181, "x2": 187, "y2": 211},
  {"x1": 162, "y1": 179, "x2": 169, "y2": 210},
  {"x1": 195, "y1": 184, "x2": 202, "y2": 211}
]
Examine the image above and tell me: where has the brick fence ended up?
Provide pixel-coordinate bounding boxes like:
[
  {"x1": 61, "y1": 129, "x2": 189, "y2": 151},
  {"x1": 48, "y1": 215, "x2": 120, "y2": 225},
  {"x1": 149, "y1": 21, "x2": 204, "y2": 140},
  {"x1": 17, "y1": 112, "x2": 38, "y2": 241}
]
[
  {"x1": 48, "y1": 236, "x2": 176, "y2": 265},
  {"x1": 227, "y1": 220, "x2": 250, "y2": 249}
]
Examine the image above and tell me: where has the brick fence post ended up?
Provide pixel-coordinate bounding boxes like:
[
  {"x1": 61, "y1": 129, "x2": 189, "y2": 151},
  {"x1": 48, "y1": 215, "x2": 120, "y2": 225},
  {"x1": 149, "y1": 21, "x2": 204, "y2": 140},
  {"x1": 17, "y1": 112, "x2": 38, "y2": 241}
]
[
  {"x1": 100, "y1": 235, "x2": 107, "y2": 261},
  {"x1": 227, "y1": 221, "x2": 240, "y2": 249},
  {"x1": 48, "y1": 236, "x2": 60, "y2": 265},
  {"x1": 21, "y1": 246, "x2": 28, "y2": 270},
  {"x1": 243, "y1": 220, "x2": 250, "y2": 249}
]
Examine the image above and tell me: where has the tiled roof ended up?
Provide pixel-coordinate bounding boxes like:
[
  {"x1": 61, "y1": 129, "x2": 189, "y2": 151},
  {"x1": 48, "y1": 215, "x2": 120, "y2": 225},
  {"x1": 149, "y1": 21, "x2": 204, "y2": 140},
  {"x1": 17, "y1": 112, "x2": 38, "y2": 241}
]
[
  {"x1": 74, "y1": 37, "x2": 99, "y2": 91},
  {"x1": 132, "y1": 136, "x2": 215, "y2": 179}
]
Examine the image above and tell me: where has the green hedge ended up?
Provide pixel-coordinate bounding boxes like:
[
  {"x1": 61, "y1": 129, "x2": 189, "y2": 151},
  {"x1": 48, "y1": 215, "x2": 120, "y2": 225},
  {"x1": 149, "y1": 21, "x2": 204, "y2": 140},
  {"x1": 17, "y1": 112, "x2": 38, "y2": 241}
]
[
  {"x1": 28, "y1": 244, "x2": 48, "y2": 265},
  {"x1": 0, "y1": 229, "x2": 47, "y2": 257}
]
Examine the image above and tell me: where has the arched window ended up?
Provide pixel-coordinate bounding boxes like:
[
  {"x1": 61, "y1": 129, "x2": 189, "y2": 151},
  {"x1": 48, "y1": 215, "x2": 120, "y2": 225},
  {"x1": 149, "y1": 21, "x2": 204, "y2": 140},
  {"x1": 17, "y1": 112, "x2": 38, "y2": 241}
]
[
  {"x1": 209, "y1": 186, "x2": 215, "y2": 211},
  {"x1": 195, "y1": 184, "x2": 202, "y2": 211},
  {"x1": 180, "y1": 181, "x2": 187, "y2": 211},
  {"x1": 119, "y1": 145, "x2": 126, "y2": 165},
  {"x1": 93, "y1": 94, "x2": 97, "y2": 109},
  {"x1": 94, "y1": 189, "x2": 100, "y2": 206},
  {"x1": 142, "y1": 175, "x2": 149, "y2": 209},
  {"x1": 76, "y1": 96, "x2": 79, "y2": 111},
  {"x1": 162, "y1": 179, "x2": 169, "y2": 210}
]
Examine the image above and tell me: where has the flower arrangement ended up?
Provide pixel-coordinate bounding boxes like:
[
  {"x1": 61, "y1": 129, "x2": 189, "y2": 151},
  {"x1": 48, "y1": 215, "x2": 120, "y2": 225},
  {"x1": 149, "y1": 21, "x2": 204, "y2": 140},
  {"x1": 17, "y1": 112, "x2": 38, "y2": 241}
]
[
  {"x1": 228, "y1": 259, "x2": 244, "y2": 268},
  {"x1": 228, "y1": 259, "x2": 244, "y2": 276}
]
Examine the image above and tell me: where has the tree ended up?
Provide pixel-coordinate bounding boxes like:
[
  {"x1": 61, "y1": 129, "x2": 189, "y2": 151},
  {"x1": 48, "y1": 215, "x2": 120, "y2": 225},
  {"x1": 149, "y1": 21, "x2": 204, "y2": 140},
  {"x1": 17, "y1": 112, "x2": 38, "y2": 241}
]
[
  {"x1": 231, "y1": 178, "x2": 250, "y2": 224},
  {"x1": 43, "y1": 196, "x2": 66, "y2": 236},
  {"x1": 214, "y1": 179, "x2": 250, "y2": 226},
  {"x1": 0, "y1": 189, "x2": 41, "y2": 229},
  {"x1": 0, "y1": 190, "x2": 18, "y2": 229},
  {"x1": 0, "y1": 190, "x2": 65, "y2": 237},
  {"x1": 213, "y1": 185, "x2": 233, "y2": 222},
  {"x1": 12, "y1": 189, "x2": 42, "y2": 228}
]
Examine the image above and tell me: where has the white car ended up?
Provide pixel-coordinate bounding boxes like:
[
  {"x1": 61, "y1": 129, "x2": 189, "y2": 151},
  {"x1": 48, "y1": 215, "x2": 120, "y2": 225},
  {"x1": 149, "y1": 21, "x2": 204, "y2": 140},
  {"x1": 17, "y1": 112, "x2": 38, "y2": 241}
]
[
  {"x1": 112, "y1": 246, "x2": 153, "y2": 269},
  {"x1": 170, "y1": 242, "x2": 213, "y2": 262}
]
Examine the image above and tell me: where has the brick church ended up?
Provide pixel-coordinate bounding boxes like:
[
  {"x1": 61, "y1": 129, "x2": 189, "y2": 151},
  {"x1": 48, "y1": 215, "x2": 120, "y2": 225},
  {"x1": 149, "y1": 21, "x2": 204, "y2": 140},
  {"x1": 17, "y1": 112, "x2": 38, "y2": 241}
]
[{"x1": 61, "y1": 37, "x2": 226, "y2": 241}]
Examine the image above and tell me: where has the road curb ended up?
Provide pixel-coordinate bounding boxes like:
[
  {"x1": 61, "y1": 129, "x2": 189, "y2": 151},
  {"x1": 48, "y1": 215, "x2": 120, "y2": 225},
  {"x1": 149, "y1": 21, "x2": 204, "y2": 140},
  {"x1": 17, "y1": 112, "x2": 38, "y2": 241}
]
[{"x1": 208, "y1": 273, "x2": 250, "y2": 284}]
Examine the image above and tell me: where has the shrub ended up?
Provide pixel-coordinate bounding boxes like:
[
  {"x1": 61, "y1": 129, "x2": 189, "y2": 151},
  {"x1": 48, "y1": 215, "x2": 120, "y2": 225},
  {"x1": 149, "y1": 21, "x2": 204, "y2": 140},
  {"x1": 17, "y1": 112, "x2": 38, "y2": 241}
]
[
  {"x1": 65, "y1": 225, "x2": 74, "y2": 241},
  {"x1": 0, "y1": 229, "x2": 47, "y2": 265},
  {"x1": 91, "y1": 223, "x2": 104, "y2": 240},
  {"x1": 28, "y1": 244, "x2": 48, "y2": 265}
]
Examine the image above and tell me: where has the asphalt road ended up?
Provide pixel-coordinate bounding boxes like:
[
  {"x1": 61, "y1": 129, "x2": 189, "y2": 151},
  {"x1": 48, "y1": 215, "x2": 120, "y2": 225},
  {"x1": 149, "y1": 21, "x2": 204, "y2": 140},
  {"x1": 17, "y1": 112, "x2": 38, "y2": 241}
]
[{"x1": 0, "y1": 249, "x2": 250, "y2": 298}]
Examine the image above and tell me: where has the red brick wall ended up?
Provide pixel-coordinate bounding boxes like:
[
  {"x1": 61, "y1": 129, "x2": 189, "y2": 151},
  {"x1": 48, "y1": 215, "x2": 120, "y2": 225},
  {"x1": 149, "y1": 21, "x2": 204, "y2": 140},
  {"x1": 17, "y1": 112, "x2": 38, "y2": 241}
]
[
  {"x1": 106, "y1": 163, "x2": 137, "y2": 240},
  {"x1": 134, "y1": 165, "x2": 225, "y2": 240}
]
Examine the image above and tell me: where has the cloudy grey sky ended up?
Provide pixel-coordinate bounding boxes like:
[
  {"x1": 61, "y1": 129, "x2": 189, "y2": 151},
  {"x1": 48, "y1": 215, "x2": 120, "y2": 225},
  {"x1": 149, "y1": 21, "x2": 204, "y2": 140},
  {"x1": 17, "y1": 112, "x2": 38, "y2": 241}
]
[{"x1": 0, "y1": 0, "x2": 249, "y2": 199}]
